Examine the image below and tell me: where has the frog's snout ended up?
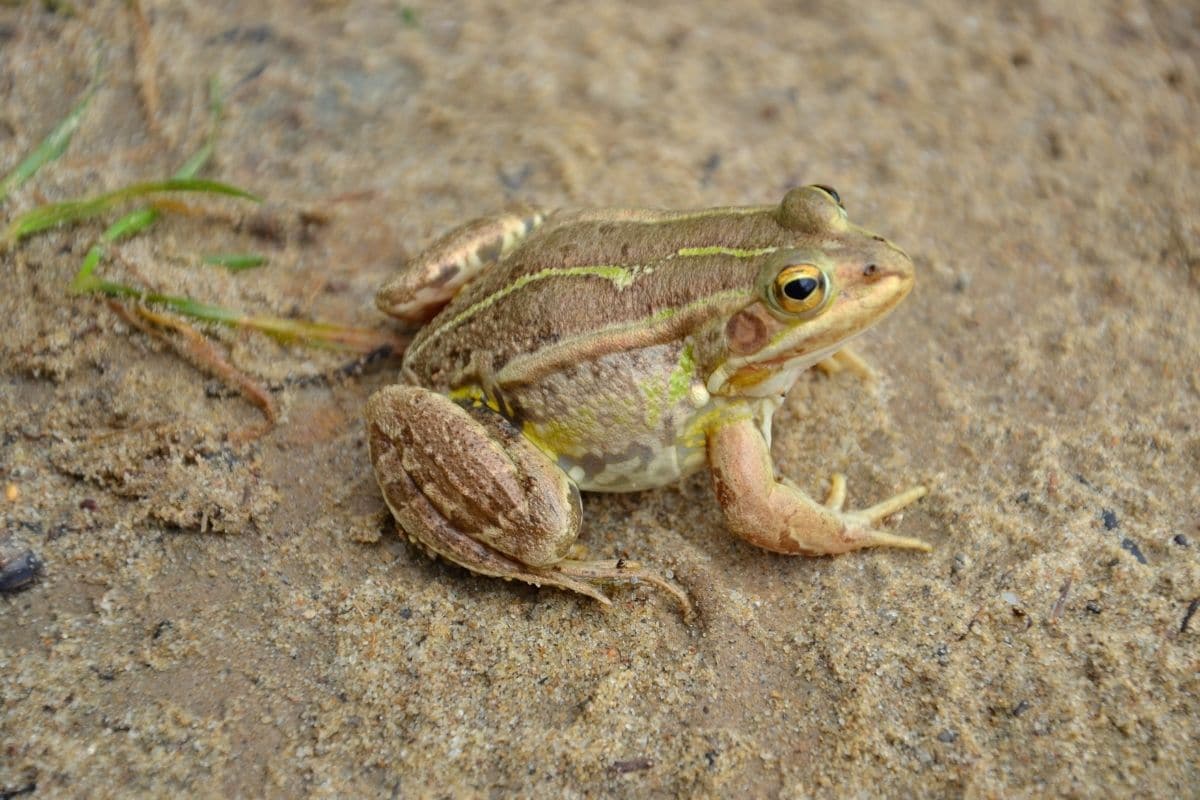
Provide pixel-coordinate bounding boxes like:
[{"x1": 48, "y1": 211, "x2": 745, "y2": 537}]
[
  {"x1": 845, "y1": 239, "x2": 915, "y2": 317},
  {"x1": 860, "y1": 237, "x2": 914, "y2": 286}
]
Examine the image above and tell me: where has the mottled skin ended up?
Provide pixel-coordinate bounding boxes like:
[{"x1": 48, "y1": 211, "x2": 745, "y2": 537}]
[{"x1": 367, "y1": 186, "x2": 929, "y2": 612}]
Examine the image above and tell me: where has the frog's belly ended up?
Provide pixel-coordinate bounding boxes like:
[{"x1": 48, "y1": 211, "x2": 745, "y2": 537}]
[
  {"x1": 559, "y1": 431, "x2": 709, "y2": 492},
  {"x1": 523, "y1": 405, "x2": 712, "y2": 492},
  {"x1": 499, "y1": 343, "x2": 756, "y2": 493}
]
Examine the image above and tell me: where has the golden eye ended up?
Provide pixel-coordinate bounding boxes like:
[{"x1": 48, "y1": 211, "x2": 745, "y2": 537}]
[{"x1": 772, "y1": 264, "x2": 829, "y2": 315}]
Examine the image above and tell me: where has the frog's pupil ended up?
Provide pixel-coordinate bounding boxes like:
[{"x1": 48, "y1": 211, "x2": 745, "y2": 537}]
[{"x1": 784, "y1": 277, "x2": 818, "y2": 301}]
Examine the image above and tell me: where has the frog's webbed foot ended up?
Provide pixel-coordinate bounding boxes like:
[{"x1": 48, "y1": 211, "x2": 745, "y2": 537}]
[
  {"x1": 813, "y1": 348, "x2": 874, "y2": 381},
  {"x1": 366, "y1": 385, "x2": 690, "y2": 614},
  {"x1": 375, "y1": 205, "x2": 546, "y2": 323},
  {"x1": 708, "y1": 419, "x2": 930, "y2": 556}
]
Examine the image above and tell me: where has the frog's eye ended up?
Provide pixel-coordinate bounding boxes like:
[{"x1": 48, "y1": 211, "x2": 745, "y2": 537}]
[
  {"x1": 779, "y1": 186, "x2": 847, "y2": 232},
  {"x1": 813, "y1": 184, "x2": 843, "y2": 208},
  {"x1": 772, "y1": 264, "x2": 829, "y2": 316}
]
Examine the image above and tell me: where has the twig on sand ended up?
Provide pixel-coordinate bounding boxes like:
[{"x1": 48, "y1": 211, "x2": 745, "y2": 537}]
[{"x1": 106, "y1": 299, "x2": 279, "y2": 442}]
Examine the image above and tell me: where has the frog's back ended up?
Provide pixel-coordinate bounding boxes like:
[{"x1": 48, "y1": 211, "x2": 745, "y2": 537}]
[{"x1": 404, "y1": 204, "x2": 787, "y2": 391}]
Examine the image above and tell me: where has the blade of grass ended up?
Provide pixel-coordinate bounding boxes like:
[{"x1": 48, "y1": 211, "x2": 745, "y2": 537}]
[
  {"x1": 80, "y1": 275, "x2": 405, "y2": 354},
  {"x1": 203, "y1": 253, "x2": 267, "y2": 272},
  {"x1": 0, "y1": 76, "x2": 98, "y2": 204},
  {"x1": 4, "y1": 178, "x2": 258, "y2": 245}
]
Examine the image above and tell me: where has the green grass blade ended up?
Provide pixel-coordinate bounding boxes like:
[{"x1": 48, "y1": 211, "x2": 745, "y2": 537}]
[
  {"x1": 70, "y1": 208, "x2": 164, "y2": 290},
  {"x1": 0, "y1": 81, "x2": 97, "y2": 204},
  {"x1": 4, "y1": 178, "x2": 259, "y2": 244},
  {"x1": 73, "y1": 246, "x2": 105, "y2": 291},
  {"x1": 203, "y1": 253, "x2": 267, "y2": 272},
  {"x1": 78, "y1": 275, "x2": 399, "y2": 353},
  {"x1": 79, "y1": 278, "x2": 242, "y2": 324}
]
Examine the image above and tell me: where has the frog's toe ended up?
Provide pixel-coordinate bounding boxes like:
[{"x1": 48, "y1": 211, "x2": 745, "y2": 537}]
[
  {"x1": 823, "y1": 472, "x2": 848, "y2": 511},
  {"x1": 837, "y1": 484, "x2": 930, "y2": 551},
  {"x1": 856, "y1": 484, "x2": 928, "y2": 524},
  {"x1": 841, "y1": 523, "x2": 932, "y2": 553},
  {"x1": 550, "y1": 559, "x2": 693, "y2": 617},
  {"x1": 813, "y1": 348, "x2": 874, "y2": 381}
]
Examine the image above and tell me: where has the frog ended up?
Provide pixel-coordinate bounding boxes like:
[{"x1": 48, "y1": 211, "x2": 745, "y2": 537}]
[{"x1": 366, "y1": 185, "x2": 929, "y2": 614}]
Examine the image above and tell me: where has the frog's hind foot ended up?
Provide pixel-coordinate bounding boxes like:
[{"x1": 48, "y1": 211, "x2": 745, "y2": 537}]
[{"x1": 545, "y1": 559, "x2": 692, "y2": 617}]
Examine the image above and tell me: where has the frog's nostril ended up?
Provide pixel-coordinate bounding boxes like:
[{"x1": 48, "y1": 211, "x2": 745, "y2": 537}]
[
  {"x1": 862, "y1": 263, "x2": 878, "y2": 277},
  {"x1": 871, "y1": 235, "x2": 885, "y2": 242}
]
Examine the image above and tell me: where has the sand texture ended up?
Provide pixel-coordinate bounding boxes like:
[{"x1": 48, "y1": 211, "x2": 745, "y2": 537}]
[{"x1": 1, "y1": 1, "x2": 1198, "y2": 797}]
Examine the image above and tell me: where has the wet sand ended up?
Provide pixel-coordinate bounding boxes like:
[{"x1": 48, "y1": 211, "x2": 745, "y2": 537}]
[{"x1": 2, "y1": 1, "x2": 1198, "y2": 796}]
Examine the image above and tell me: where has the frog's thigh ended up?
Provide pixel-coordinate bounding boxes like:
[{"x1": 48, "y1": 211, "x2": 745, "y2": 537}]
[
  {"x1": 706, "y1": 417, "x2": 930, "y2": 555},
  {"x1": 366, "y1": 386, "x2": 580, "y2": 573}
]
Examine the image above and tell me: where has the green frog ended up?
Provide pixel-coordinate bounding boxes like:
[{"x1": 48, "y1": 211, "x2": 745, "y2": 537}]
[{"x1": 367, "y1": 185, "x2": 929, "y2": 613}]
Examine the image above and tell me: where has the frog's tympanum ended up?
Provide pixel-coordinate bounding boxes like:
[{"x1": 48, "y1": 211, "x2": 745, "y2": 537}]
[{"x1": 367, "y1": 186, "x2": 929, "y2": 613}]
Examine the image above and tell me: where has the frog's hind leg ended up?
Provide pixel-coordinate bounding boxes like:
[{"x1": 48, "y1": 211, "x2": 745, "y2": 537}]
[
  {"x1": 366, "y1": 386, "x2": 689, "y2": 613},
  {"x1": 375, "y1": 205, "x2": 546, "y2": 323}
]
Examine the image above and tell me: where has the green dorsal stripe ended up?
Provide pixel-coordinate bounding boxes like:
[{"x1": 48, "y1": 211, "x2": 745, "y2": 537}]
[{"x1": 675, "y1": 246, "x2": 777, "y2": 258}]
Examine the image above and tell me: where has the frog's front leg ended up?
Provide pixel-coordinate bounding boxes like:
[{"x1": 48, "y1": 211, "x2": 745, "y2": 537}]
[
  {"x1": 375, "y1": 205, "x2": 547, "y2": 323},
  {"x1": 707, "y1": 417, "x2": 929, "y2": 555},
  {"x1": 366, "y1": 386, "x2": 690, "y2": 612}
]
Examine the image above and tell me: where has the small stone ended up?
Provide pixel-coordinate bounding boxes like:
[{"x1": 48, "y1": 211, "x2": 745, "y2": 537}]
[
  {"x1": 1120, "y1": 538, "x2": 1147, "y2": 564},
  {"x1": 937, "y1": 729, "x2": 957, "y2": 743},
  {"x1": 0, "y1": 548, "x2": 43, "y2": 593}
]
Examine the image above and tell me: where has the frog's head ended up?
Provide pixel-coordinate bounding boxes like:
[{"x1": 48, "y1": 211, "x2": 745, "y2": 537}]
[{"x1": 705, "y1": 185, "x2": 915, "y2": 398}]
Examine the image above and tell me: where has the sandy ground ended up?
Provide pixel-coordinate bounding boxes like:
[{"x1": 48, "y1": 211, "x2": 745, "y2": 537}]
[{"x1": 1, "y1": 1, "x2": 1198, "y2": 797}]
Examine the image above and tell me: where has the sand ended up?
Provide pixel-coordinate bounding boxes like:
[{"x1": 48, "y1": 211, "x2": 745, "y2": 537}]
[{"x1": 1, "y1": 1, "x2": 1198, "y2": 797}]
